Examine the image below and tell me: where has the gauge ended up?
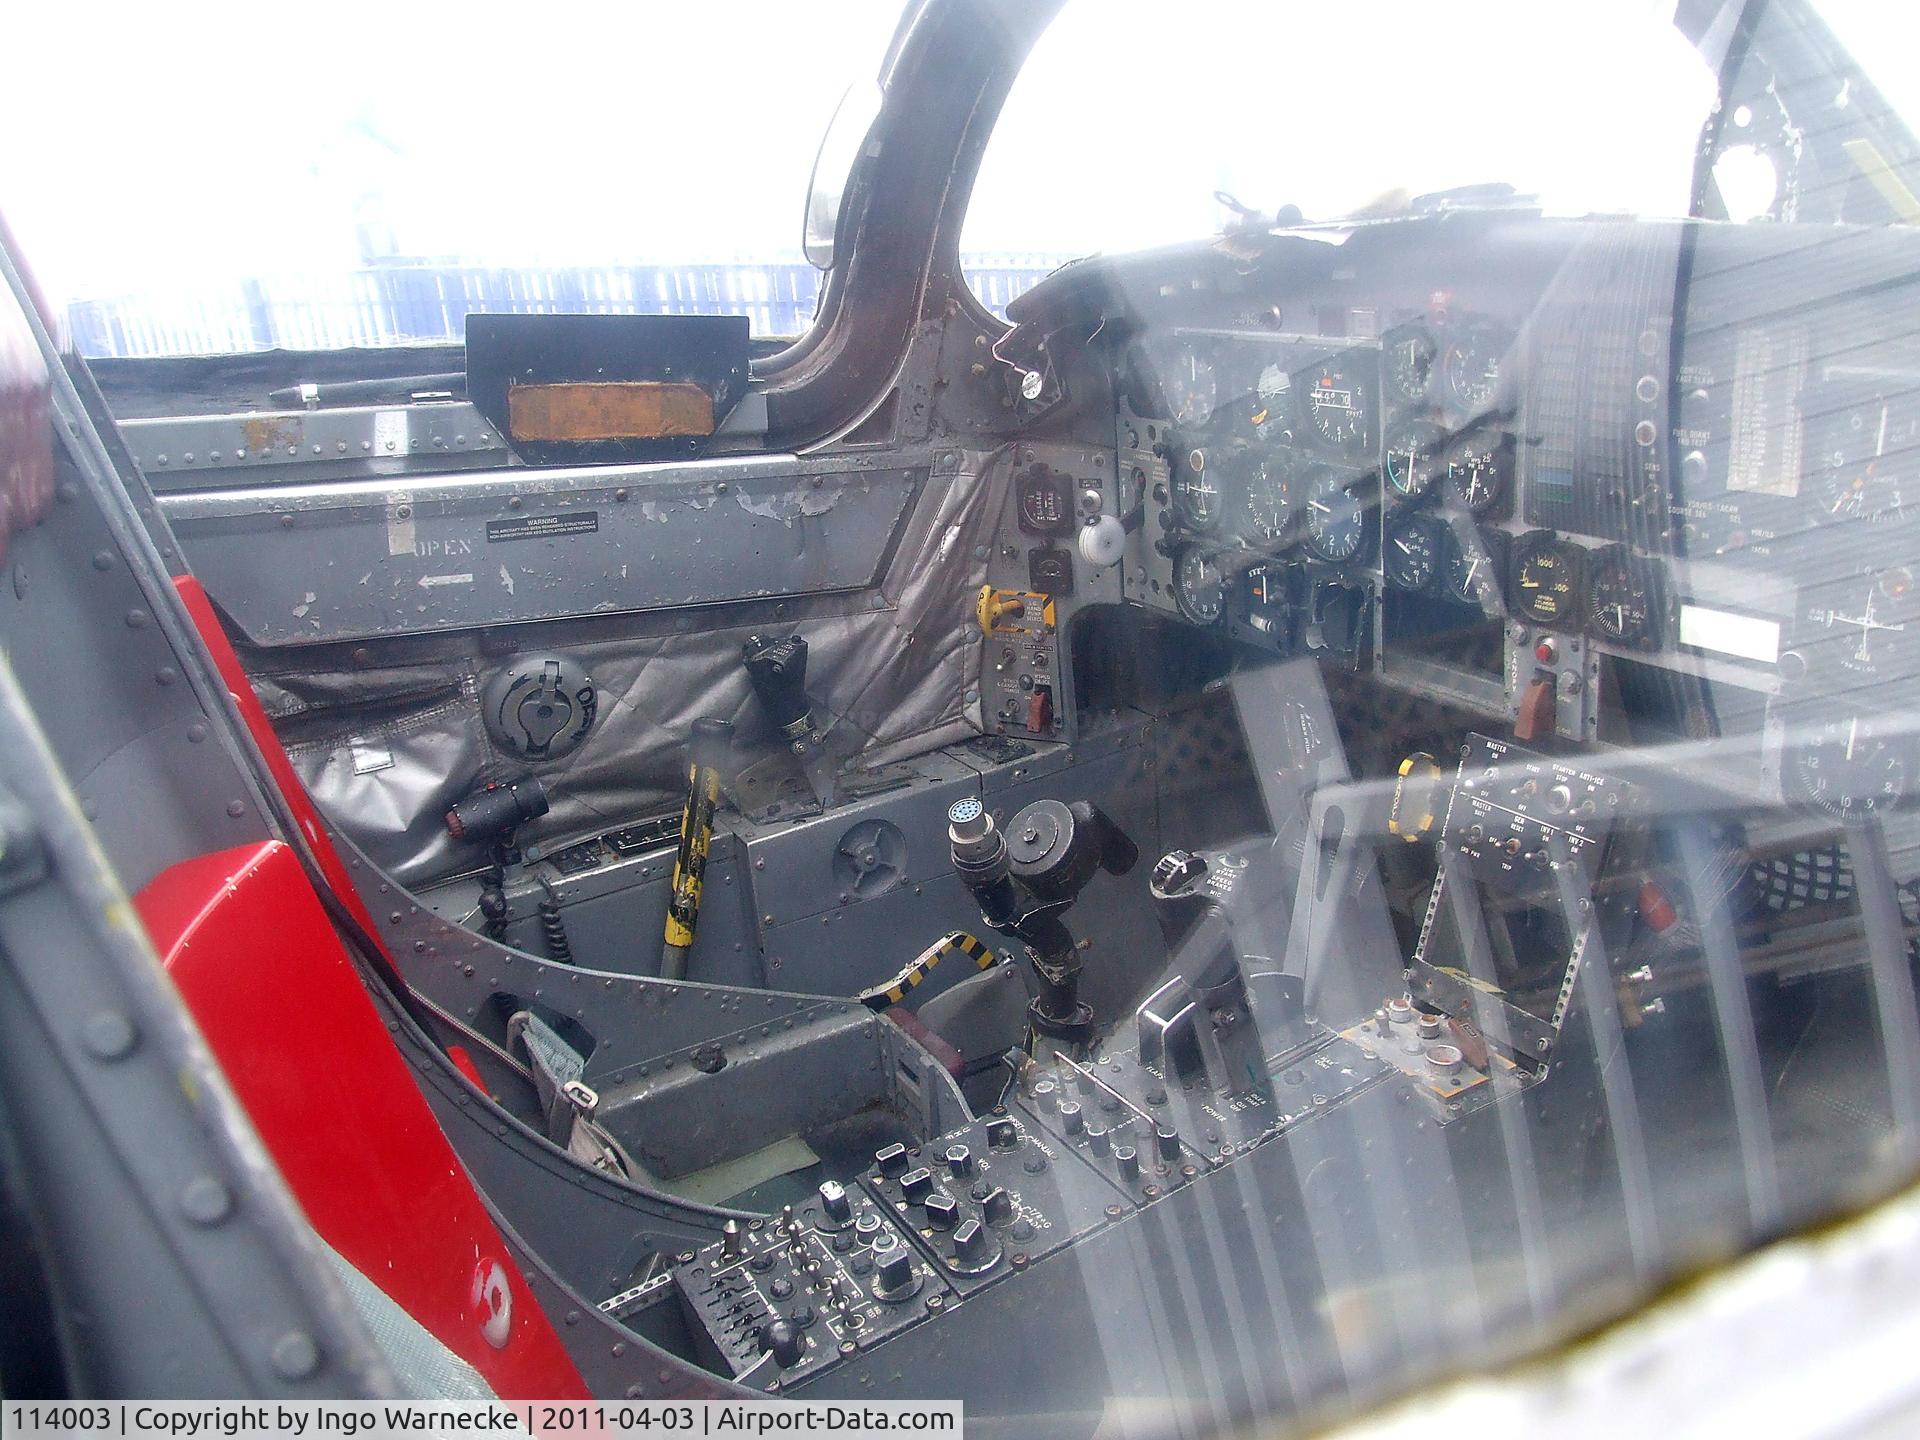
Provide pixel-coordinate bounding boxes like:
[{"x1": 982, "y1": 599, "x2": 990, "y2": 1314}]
[
  {"x1": 1159, "y1": 340, "x2": 1220, "y2": 427},
  {"x1": 1509, "y1": 531, "x2": 1584, "y2": 628},
  {"x1": 1171, "y1": 444, "x2": 1224, "y2": 532},
  {"x1": 1797, "y1": 566, "x2": 1919, "y2": 679},
  {"x1": 1782, "y1": 716, "x2": 1909, "y2": 819},
  {"x1": 1014, "y1": 463, "x2": 1074, "y2": 536},
  {"x1": 1382, "y1": 418, "x2": 1446, "y2": 501},
  {"x1": 1442, "y1": 329, "x2": 1506, "y2": 414},
  {"x1": 1446, "y1": 431, "x2": 1511, "y2": 514},
  {"x1": 1250, "y1": 363, "x2": 1294, "y2": 440},
  {"x1": 1808, "y1": 394, "x2": 1918, "y2": 526},
  {"x1": 1300, "y1": 355, "x2": 1373, "y2": 455},
  {"x1": 1172, "y1": 547, "x2": 1227, "y2": 625},
  {"x1": 1443, "y1": 527, "x2": 1505, "y2": 611},
  {"x1": 1236, "y1": 447, "x2": 1297, "y2": 547},
  {"x1": 1301, "y1": 468, "x2": 1372, "y2": 564},
  {"x1": 1587, "y1": 551, "x2": 1660, "y2": 647},
  {"x1": 1383, "y1": 325, "x2": 1439, "y2": 407},
  {"x1": 1384, "y1": 513, "x2": 1442, "y2": 592}
]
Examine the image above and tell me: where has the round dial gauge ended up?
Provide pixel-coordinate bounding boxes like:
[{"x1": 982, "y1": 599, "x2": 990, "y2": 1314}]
[
  {"x1": 1444, "y1": 529, "x2": 1501, "y2": 610},
  {"x1": 1783, "y1": 717, "x2": 1908, "y2": 819},
  {"x1": 1510, "y1": 534, "x2": 1583, "y2": 627},
  {"x1": 1382, "y1": 418, "x2": 1446, "y2": 500},
  {"x1": 1301, "y1": 468, "x2": 1372, "y2": 564},
  {"x1": 1236, "y1": 448, "x2": 1297, "y2": 548},
  {"x1": 1446, "y1": 432, "x2": 1511, "y2": 513},
  {"x1": 1301, "y1": 356, "x2": 1373, "y2": 454},
  {"x1": 1384, "y1": 513, "x2": 1442, "y2": 591},
  {"x1": 1143, "y1": 339, "x2": 1219, "y2": 427},
  {"x1": 1587, "y1": 553, "x2": 1657, "y2": 646},
  {"x1": 1808, "y1": 396, "x2": 1917, "y2": 525},
  {"x1": 1442, "y1": 329, "x2": 1506, "y2": 414},
  {"x1": 1798, "y1": 566, "x2": 1919, "y2": 678},
  {"x1": 1171, "y1": 445, "x2": 1224, "y2": 532},
  {"x1": 1384, "y1": 325, "x2": 1439, "y2": 407},
  {"x1": 1172, "y1": 547, "x2": 1227, "y2": 625},
  {"x1": 1250, "y1": 363, "x2": 1294, "y2": 440}
]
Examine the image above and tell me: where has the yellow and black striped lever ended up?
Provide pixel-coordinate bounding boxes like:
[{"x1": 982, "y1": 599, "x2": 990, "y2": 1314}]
[{"x1": 857, "y1": 930, "x2": 998, "y2": 1011}]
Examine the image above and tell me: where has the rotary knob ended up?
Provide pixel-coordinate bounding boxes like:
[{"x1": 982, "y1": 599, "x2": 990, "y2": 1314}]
[
  {"x1": 1155, "y1": 1126, "x2": 1181, "y2": 1163},
  {"x1": 1086, "y1": 1124, "x2": 1110, "y2": 1157},
  {"x1": 874, "y1": 1142, "x2": 909, "y2": 1177},
  {"x1": 760, "y1": 1318, "x2": 805, "y2": 1369},
  {"x1": 980, "y1": 1186, "x2": 1014, "y2": 1226},
  {"x1": 872, "y1": 1242, "x2": 920, "y2": 1303},
  {"x1": 945, "y1": 1144, "x2": 974, "y2": 1178},
  {"x1": 924, "y1": 1191, "x2": 960, "y2": 1230},
  {"x1": 900, "y1": 1167, "x2": 934, "y2": 1203},
  {"x1": 817, "y1": 1179, "x2": 853, "y2": 1226},
  {"x1": 1115, "y1": 1145, "x2": 1141, "y2": 1182},
  {"x1": 953, "y1": 1218, "x2": 995, "y2": 1266},
  {"x1": 985, "y1": 1117, "x2": 1018, "y2": 1151},
  {"x1": 1059, "y1": 1101, "x2": 1085, "y2": 1135}
]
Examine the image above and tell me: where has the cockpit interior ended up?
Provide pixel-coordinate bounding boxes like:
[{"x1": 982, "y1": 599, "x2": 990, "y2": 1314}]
[{"x1": 4, "y1": 0, "x2": 1920, "y2": 1433}]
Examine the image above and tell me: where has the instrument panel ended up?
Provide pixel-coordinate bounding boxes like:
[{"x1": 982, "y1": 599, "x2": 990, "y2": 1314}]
[{"x1": 1075, "y1": 216, "x2": 1920, "y2": 819}]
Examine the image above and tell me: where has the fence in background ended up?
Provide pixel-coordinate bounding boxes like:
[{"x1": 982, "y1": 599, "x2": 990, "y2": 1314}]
[{"x1": 65, "y1": 256, "x2": 1066, "y2": 359}]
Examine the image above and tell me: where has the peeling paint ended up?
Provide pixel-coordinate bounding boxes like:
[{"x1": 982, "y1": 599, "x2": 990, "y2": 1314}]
[
  {"x1": 292, "y1": 591, "x2": 316, "y2": 618},
  {"x1": 498, "y1": 564, "x2": 515, "y2": 596}
]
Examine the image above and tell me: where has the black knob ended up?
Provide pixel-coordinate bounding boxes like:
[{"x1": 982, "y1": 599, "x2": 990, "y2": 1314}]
[
  {"x1": 985, "y1": 1117, "x2": 1018, "y2": 1151},
  {"x1": 875, "y1": 1143, "x2": 909, "y2": 1177},
  {"x1": 873, "y1": 1244, "x2": 917, "y2": 1300},
  {"x1": 854, "y1": 1212, "x2": 883, "y2": 1243},
  {"x1": 817, "y1": 1180, "x2": 853, "y2": 1225},
  {"x1": 900, "y1": 1167, "x2": 934, "y2": 1203},
  {"x1": 924, "y1": 1191, "x2": 959, "y2": 1229},
  {"x1": 945, "y1": 1144, "x2": 974, "y2": 1178},
  {"x1": 1156, "y1": 1126, "x2": 1181, "y2": 1163},
  {"x1": 1060, "y1": 1101, "x2": 1084, "y2": 1135},
  {"x1": 1086, "y1": 1123, "x2": 1110, "y2": 1156},
  {"x1": 1115, "y1": 1145, "x2": 1141, "y2": 1182},
  {"x1": 981, "y1": 1186, "x2": 1014, "y2": 1226},
  {"x1": 953, "y1": 1218, "x2": 993, "y2": 1264},
  {"x1": 760, "y1": 1318, "x2": 805, "y2": 1368}
]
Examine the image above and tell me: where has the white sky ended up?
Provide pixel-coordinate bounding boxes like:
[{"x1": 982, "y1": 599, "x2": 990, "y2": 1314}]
[{"x1": 1, "y1": 0, "x2": 1915, "y2": 312}]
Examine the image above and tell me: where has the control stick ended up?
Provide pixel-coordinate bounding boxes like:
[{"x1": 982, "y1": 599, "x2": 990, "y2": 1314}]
[{"x1": 947, "y1": 796, "x2": 1136, "y2": 1059}]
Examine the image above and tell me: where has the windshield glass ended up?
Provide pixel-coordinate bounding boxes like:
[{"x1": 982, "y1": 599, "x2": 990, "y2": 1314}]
[
  {"x1": 0, "y1": 1, "x2": 907, "y2": 355},
  {"x1": 964, "y1": 0, "x2": 1719, "y2": 286}
]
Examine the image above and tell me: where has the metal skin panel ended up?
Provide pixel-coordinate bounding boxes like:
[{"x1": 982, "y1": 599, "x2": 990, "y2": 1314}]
[
  {"x1": 135, "y1": 840, "x2": 589, "y2": 1399},
  {"x1": 158, "y1": 455, "x2": 921, "y2": 645}
]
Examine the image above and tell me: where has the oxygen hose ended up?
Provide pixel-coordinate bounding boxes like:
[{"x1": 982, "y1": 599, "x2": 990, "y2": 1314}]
[{"x1": 661, "y1": 717, "x2": 735, "y2": 979}]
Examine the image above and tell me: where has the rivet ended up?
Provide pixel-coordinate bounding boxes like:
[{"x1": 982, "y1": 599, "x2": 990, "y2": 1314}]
[
  {"x1": 82, "y1": 1011, "x2": 137, "y2": 1060},
  {"x1": 155, "y1": 667, "x2": 178, "y2": 686},
  {"x1": 92, "y1": 551, "x2": 114, "y2": 571},
  {"x1": 226, "y1": 800, "x2": 246, "y2": 818},
  {"x1": 280, "y1": 514, "x2": 295, "y2": 529},
  {"x1": 125, "y1": 609, "x2": 149, "y2": 629},
  {"x1": 181, "y1": 1175, "x2": 234, "y2": 1226},
  {"x1": 269, "y1": 1331, "x2": 320, "y2": 1380},
  {"x1": 187, "y1": 723, "x2": 207, "y2": 743}
]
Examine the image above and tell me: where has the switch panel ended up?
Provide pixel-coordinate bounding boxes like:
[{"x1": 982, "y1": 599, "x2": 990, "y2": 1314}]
[{"x1": 673, "y1": 1189, "x2": 949, "y2": 1390}]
